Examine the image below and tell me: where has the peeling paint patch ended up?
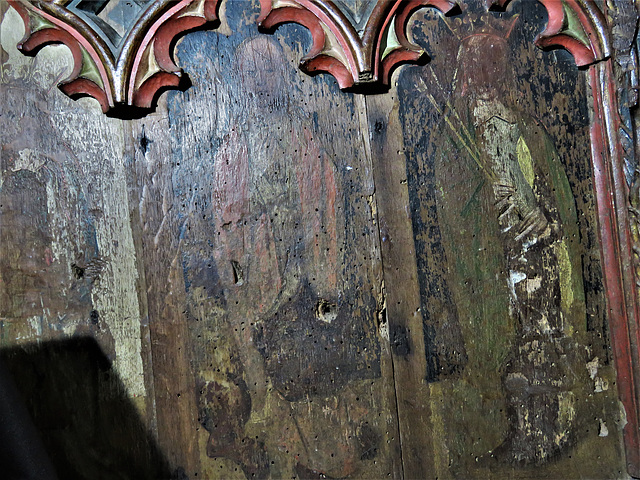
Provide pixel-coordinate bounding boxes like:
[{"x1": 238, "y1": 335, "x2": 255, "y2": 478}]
[
  {"x1": 379, "y1": 318, "x2": 389, "y2": 343},
  {"x1": 537, "y1": 313, "x2": 552, "y2": 334},
  {"x1": 587, "y1": 357, "x2": 600, "y2": 379},
  {"x1": 14, "y1": 149, "x2": 46, "y2": 172},
  {"x1": 508, "y1": 270, "x2": 527, "y2": 300},
  {"x1": 18, "y1": 315, "x2": 43, "y2": 342},
  {"x1": 556, "y1": 240, "x2": 574, "y2": 313},
  {"x1": 525, "y1": 276, "x2": 542, "y2": 294},
  {"x1": 556, "y1": 391, "x2": 576, "y2": 445},
  {"x1": 595, "y1": 377, "x2": 609, "y2": 392},
  {"x1": 599, "y1": 420, "x2": 609, "y2": 437}
]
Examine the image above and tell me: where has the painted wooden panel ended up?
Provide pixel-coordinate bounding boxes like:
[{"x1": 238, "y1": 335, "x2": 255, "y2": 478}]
[
  {"x1": 394, "y1": 1, "x2": 626, "y2": 477},
  {"x1": 0, "y1": 4, "x2": 159, "y2": 476},
  {"x1": 0, "y1": 0, "x2": 633, "y2": 478},
  {"x1": 121, "y1": 4, "x2": 402, "y2": 476}
]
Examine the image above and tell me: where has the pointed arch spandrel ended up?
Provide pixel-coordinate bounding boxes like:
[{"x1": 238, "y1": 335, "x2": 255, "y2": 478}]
[{"x1": 7, "y1": 0, "x2": 221, "y2": 115}]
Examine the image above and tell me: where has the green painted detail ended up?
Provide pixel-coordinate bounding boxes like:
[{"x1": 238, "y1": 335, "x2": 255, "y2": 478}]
[
  {"x1": 516, "y1": 136, "x2": 535, "y2": 188},
  {"x1": 563, "y1": 3, "x2": 590, "y2": 48},
  {"x1": 556, "y1": 239, "x2": 574, "y2": 316},
  {"x1": 461, "y1": 178, "x2": 484, "y2": 218},
  {"x1": 28, "y1": 11, "x2": 54, "y2": 33},
  {"x1": 381, "y1": 18, "x2": 402, "y2": 61},
  {"x1": 79, "y1": 47, "x2": 104, "y2": 89},
  {"x1": 557, "y1": 391, "x2": 576, "y2": 439},
  {"x1": 539, "y1": 133, "x2": 586, "y2": 331}
]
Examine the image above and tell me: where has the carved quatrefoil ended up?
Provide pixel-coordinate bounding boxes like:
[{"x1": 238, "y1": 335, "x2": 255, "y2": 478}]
[{"x1": 8, "y1": 0, "x2": 611, "y2": 115}]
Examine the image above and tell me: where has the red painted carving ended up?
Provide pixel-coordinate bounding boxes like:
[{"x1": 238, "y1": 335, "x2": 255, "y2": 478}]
[
  {"x1": 8, "y1": 0, "x2": 220, "y2": 114},
  {"x1": 257, "y1": 0, "x2": 457, "y2": 89},
  {"x1": 489, "y1": 0, "x2": 610, "y2": 66},
  {"x1": 493, "y1": 0, "x2": 640, "y2": 474},
  {"x1": 589, "y1": 61, "x2": 640, "y2": 478}
]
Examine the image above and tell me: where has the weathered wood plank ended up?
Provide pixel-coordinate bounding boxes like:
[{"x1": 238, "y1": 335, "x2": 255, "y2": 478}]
[
  {"x1": 364, "y1": 91, "x2": 440, "y2": 478},
  {"x1": 120, "y1": 2, "x2": 403, "y2": 476},
  {"x1": 1, "y1": 4, "x2": 162, "y2": 476},
  {"x1": 125, "y1": 109, "x2": 202, "y2": 475}
]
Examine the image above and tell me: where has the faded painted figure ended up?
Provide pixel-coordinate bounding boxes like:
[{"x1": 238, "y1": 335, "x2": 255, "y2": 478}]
[
  {"x1": 181, "y1": 36, "x2": 382, "y2": 478},
  {"x1": 0, "y1": 80, "x2": 103, "y2": 349},
  {"x1": 421, "y1": 23, "x2": 589, "y2": 464}
]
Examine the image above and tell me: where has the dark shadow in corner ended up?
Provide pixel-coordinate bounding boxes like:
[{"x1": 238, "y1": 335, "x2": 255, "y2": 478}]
[{"x1": 0, "y1": 337, "x2": 173, "y2": 480}]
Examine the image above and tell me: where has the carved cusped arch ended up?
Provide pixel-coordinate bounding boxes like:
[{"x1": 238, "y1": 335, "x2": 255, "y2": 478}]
[
  {"x1": 8, "y1": 0, "x2": 220, "y2": 114},
  {"x1": 257, "y1": 0, "x2": 457, "y2": 89},
  {"x1": 7, "y1": 0, "x2": 614, "y2": 105},
  {"x1": 490, "y1": 0, "x2": 610, "y2": 66}
]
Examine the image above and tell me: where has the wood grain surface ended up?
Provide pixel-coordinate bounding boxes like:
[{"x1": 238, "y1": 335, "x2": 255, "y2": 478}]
[{"x1": 0, "y1": 0, "x2": 633, "y2": 478}]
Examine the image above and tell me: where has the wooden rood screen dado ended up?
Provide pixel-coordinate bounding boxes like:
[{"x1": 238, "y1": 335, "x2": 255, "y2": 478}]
[{"x1": 1, "y1": 0, "x2": 640, "y2": 478}]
